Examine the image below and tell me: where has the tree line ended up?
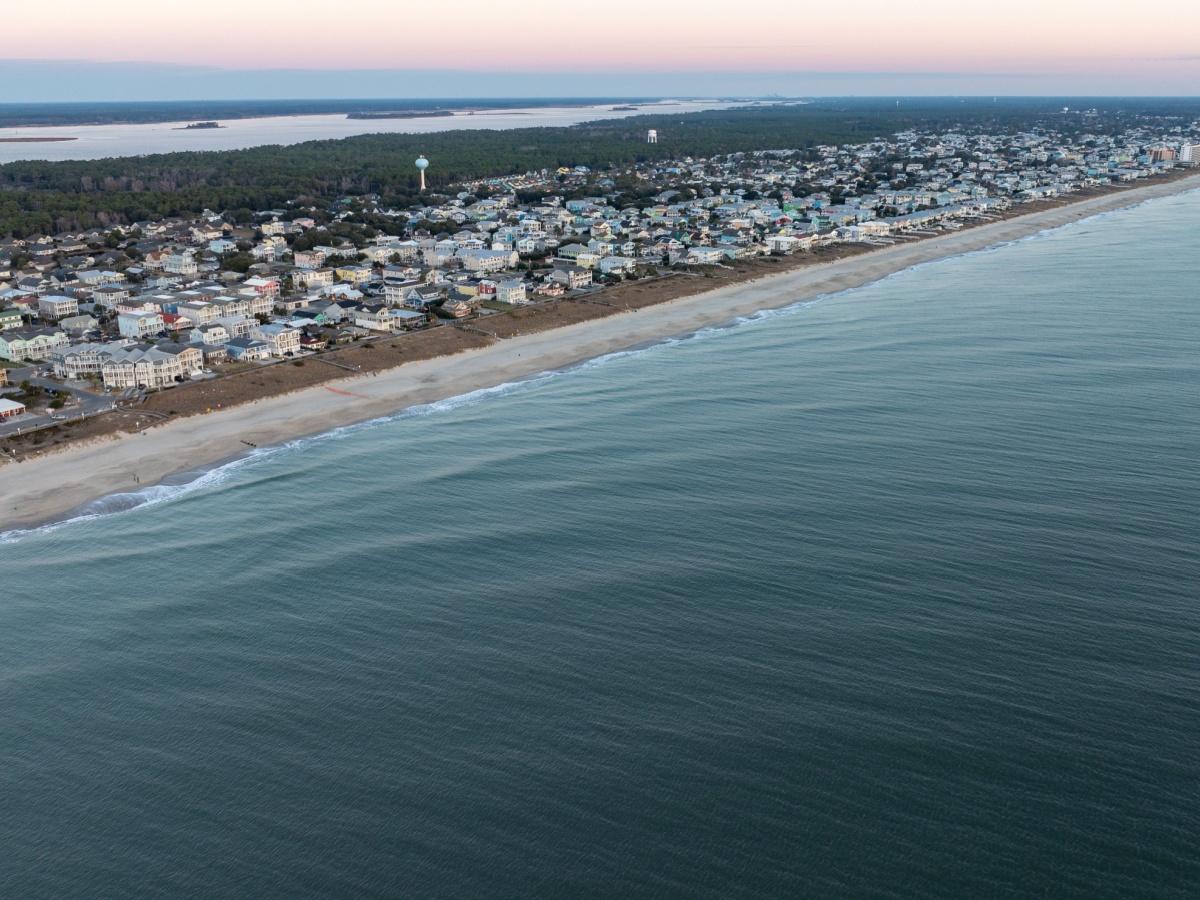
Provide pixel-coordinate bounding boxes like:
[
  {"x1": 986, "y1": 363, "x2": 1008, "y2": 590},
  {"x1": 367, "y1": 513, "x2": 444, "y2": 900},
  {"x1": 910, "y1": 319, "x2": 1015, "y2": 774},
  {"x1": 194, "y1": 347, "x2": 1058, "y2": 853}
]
[{"x1": 1, "y1": 100, "x2": 1195, "y2": 238}]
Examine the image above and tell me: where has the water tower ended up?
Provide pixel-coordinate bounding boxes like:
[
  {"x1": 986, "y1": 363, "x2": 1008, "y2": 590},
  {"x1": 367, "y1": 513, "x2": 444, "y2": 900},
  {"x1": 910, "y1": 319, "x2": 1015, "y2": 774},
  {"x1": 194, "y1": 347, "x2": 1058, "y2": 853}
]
[
  {"x1": 647, "y1": 129, "x2": 657, "y2": 144},
  {"x1": 415, "y1": 155, "x2": 430, "y2": 191}
]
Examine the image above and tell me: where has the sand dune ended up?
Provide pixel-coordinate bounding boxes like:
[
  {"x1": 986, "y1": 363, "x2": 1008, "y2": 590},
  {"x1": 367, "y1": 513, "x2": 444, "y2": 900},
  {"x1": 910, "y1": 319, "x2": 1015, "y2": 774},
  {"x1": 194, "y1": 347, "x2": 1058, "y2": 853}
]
[{"x1": 3, "y1": 173, "x2": 1198, "y2": 531}]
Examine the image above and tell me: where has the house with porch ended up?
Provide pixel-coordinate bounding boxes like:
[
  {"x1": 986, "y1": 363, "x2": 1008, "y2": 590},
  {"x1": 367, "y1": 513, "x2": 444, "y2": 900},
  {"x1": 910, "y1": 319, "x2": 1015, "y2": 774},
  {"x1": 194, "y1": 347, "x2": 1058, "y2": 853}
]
[{"x1": 0, "y1": 328, "x2": 69, "y2": 361}]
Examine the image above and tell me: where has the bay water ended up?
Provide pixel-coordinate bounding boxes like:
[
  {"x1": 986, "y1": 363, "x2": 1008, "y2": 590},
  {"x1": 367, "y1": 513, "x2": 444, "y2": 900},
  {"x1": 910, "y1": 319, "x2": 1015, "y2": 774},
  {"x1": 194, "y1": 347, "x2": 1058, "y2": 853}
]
[
  {"x1": 0, "y1": 101, "x2": 735, "y2": 163},
  {"x1": 2, "y1": 192, "x2": 1198, "y2": 897}
]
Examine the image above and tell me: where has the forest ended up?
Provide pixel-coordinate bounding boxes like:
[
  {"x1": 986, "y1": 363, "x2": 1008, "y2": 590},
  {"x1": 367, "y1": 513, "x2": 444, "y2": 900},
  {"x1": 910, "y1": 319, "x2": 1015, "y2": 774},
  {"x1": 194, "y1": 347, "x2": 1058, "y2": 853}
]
[{"x1": 1, "y1": 98, "x2": 1197, "y2": 238}]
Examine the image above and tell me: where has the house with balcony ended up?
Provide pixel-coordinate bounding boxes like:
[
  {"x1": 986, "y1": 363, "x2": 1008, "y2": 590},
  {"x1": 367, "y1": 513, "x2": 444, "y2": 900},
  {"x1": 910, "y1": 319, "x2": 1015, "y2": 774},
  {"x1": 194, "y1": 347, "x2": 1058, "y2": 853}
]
[
  {"x1": 496, "y1": 280, "x2": 528, "y2": 304},
  {"x1": 548, "y1": 267, "x2": 592, "y2": 290},
  {"x1": 225, "y1": 337, "x2": 272, "y2": 362},
  {"x1": 354, "y1": 305, "x2": 425, "y2": 333},
  {"x1": 38, "y1": 295, "x2": 79, "y2": 322},
  {"x1": 0, "y1": 307, "x2": 25, "y2": 330},
  {"x1": 118, "y1": 310, "x2": 165, "y2": 340},
  {"x1": 188, "y1": 323, "x2": 230, "y2": 346},
  {"x1": 293, "y1": 250, "x2": 327, "y2": 269},
  {"x1": 0, "y1": 328, "x2": 69, "y2": 361},
  {"x1": 101, "y1": 345, "x2": 186, "y2": 390},
  {"x1": 50, "y1": 342, "x2": 120, "y2": 380},
  {"x1": 242, "y1": 277, "x2": 281, "y2": 301},
  {"x1": 92, "y1": 284, "x2": 132, "y2": 308},
  {"x1": 250, "y1": 323, "x2": 300, "y2": 357},
  {"x1": 164, "y1": 253, "x2": 198, "y2": 276},
  {"x1": 457, "y1": 249, "x2": 518, "y2": 273}
]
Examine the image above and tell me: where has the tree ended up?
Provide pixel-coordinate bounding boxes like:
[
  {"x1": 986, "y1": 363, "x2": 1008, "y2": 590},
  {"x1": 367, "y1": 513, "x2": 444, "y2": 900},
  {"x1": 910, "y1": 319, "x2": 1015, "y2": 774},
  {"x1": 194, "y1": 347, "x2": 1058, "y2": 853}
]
[{"x1": 222, "y1": 252, "x2": 255, "y2": 273}]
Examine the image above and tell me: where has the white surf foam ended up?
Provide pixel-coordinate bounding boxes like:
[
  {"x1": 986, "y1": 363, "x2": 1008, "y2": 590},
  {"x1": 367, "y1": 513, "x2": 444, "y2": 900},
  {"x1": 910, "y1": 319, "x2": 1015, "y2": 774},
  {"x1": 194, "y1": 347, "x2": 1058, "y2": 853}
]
[{"x1": 6, "y1": 186, "x2": 1190, "y2": 543}]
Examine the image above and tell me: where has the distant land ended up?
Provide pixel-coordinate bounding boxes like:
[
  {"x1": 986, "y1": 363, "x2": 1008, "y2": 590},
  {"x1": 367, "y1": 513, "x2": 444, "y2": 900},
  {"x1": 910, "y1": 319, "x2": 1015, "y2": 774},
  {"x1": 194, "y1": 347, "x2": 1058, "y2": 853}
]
[
  {"x1": 347, "y1": 110, "x2": 455, "y2": 121},
  {"x1": 0, "y1": 98, "x2": 672, "y2": 129}
]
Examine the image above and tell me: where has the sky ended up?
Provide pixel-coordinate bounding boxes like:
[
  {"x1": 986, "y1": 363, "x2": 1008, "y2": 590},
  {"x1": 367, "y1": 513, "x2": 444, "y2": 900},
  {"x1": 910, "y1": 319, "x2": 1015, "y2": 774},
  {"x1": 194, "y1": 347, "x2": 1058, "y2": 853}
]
[{"x1": 2, "y1": 0, "x2": 1198, "y2": 100}]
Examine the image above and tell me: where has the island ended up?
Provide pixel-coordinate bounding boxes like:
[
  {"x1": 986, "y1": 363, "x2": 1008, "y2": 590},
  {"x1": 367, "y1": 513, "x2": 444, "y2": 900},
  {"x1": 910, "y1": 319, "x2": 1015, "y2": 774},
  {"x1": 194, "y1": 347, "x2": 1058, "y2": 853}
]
[{"x1": 347, "y1": 110, "x2": 454, "y2": 120}]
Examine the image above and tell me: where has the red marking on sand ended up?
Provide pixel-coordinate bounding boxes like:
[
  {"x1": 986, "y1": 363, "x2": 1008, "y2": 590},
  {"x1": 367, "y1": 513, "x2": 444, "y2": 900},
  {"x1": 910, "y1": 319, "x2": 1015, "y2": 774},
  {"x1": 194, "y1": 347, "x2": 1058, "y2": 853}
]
[{"x1": 325, "y1": 386, "x2": 372, "y2": 400}]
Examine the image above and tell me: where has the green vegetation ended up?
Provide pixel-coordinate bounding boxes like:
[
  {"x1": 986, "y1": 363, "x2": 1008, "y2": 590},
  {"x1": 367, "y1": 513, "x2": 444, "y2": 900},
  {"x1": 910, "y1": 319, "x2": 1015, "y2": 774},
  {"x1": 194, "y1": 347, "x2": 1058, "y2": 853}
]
[{"x1": 1, "y1": 99, "x2": 1197, "y2": 237}]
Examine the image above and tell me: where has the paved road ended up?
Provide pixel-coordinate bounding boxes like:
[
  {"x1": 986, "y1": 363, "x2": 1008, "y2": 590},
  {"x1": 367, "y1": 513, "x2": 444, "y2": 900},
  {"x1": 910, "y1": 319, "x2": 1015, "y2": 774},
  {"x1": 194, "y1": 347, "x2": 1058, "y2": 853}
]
[{"x1": 0, "y1": 376, "x2": 119, "y2": 438}]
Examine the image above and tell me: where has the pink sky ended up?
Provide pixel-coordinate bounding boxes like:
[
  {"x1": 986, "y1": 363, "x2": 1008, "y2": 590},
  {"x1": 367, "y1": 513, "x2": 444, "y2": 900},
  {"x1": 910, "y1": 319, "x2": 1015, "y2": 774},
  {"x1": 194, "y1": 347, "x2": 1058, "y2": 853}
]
[{"x1": 6, "y1": 0, "x2": 1199, "y2": 80}]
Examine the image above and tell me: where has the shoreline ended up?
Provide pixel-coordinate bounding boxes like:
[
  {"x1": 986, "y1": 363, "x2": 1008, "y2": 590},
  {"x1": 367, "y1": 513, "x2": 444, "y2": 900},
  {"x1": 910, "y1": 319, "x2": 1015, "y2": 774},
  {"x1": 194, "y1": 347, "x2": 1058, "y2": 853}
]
[{"x1": 3, "y1": 172, "x2": 1199, "y2": 533}]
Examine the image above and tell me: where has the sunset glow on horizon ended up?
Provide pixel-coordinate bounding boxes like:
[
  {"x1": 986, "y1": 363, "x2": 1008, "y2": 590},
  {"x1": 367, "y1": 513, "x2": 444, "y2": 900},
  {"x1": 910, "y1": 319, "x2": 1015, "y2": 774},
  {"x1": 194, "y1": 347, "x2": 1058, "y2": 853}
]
[{"x1": 6, "y1": 0, "x2": 1199, "y2": 79}]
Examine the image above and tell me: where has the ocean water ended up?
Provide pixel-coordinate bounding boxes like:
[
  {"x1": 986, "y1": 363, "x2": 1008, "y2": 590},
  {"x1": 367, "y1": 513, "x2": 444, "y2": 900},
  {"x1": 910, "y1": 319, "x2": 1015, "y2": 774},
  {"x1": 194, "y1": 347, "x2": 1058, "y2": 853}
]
[{"x1": 2, "y1": 193, "x2": 1199, "y2": 898}]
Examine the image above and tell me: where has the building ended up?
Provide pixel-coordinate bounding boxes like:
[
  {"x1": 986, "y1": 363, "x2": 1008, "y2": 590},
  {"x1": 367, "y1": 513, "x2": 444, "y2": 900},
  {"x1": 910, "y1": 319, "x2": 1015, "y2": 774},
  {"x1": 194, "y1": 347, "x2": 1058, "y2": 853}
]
[
  {"x1": 50, "y1": 342, "x2": 115, "y2": 380},
  {"x1": 189, "y1": 323, "x2": 230, "y2": 345},
  {"x1": 293, "y1": 250, "x2": 327, "y2": 269},
  {"x1": 686, "y1": 246, "x2": 722, "y2": 265},
  {"x1": 118, "y1": 310, "x2": 165, "y2": 340},
  {"x1": 0, "y1": 308, "x2": 23, "y2": 331},
  {"x1": 457, "y1": 249, "x2": 518, "y2": 273},
  {"x1": 177, "y1": 301, "x2": 219, "y2": 326},
  {"x1": 0, "y1": 398, "x2": 25, "y2": 420},
  {"x1": 598, "y1": 256, "x2": 636, "y2": 275},
  {"x1": 92, "y1": 284, "x2": 132, "y2": 307},
  {"x1": 0, "y1": 328, "x2": 69, "y2": 361},
  {"x1": 242, "y1": 277, "x2": 281, "y2": 301},
  {"x1": 496, "y1": 280, "x2": 528, "y2": 304},
  {"x1": 164, "y1": 253, "x2": 198, "y2": 276},
  {"x1": 333, "y1": 265, "x2": 373, "y2": 284},
  {"x1": 59, "y1": 314, "x2": 99, "y2": 336},
  {"x1": 38, "y1": 295, "x2": 79, "y2": 321},
  {"x1": 249, "y1": 323, "x2": 300, "y2": 357},
  {"x1": 353, "y1": 305, "x2": 425, "y2": 332},
  {"x1": 100, "y1": 345, "x2": 187, "y2": 390},
  {"x1": 225, "y1": 337, "x2": 272, "y2": 362},
  {"x1": 547, "y1": 266, "x2": 592, "y2": 290}
]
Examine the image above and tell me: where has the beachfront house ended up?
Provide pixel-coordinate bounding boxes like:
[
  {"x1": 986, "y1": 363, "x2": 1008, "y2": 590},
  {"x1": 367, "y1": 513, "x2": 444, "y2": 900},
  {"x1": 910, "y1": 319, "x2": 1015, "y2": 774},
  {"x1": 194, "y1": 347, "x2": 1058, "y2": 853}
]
[
  {"x1": 225, "y1": 337, "x2": 271, "y2": 362},
  {"x1": 354, "y1": 305, "x2": 425, "y2": 333},
  {"x1": 0, "y1": 398, "x2": 26, "y2": 420},
  {"x1": 547, "y1": 267, "x2": 592, "y2": 290},
  {"x1": 249, "y1": 323, "x2": 300, "y2": 357},
  {"x1": 100, "y1": 345, "x2": 186, "y2": 390},
  {"x1": 496, "y1": 280, "x2": 528, "y2": 304},
  {"x1": 686, "y1": 247, "x2": 722, "y2": 265}
]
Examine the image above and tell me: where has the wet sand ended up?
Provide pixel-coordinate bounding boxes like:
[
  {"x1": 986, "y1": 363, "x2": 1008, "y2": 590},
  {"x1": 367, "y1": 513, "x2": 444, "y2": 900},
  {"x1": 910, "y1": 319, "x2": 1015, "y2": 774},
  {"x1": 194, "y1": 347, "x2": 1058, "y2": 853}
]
[{"x1": 3, "y1": 172, "x2": 1198, "y2": 531}]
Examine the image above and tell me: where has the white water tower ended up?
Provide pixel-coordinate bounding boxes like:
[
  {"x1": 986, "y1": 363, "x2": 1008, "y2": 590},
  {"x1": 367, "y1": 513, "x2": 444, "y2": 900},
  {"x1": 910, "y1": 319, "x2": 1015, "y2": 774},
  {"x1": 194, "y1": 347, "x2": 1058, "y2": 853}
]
[
  {"x1": 647, "y1": 129, "x2": 658, "y2": 144},
  {"x1": 415, "y1": 155, "x2": 430, "y2": 190}
]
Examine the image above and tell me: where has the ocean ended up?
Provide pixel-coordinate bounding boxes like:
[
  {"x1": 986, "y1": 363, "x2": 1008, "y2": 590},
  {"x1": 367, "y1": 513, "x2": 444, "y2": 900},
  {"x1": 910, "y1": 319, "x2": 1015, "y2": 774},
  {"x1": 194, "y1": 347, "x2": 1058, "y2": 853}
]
[{"x1": 2, "y1": 192, "x2": 1199, "y2": 898}]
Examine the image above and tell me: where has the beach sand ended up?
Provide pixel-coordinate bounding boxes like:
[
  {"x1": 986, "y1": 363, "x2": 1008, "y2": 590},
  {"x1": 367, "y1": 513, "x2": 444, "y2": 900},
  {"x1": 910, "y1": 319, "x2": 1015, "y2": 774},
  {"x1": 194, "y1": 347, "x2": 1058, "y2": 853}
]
[{"x1": 3, "y1": 173, "x2": 1198, "y2": 531}]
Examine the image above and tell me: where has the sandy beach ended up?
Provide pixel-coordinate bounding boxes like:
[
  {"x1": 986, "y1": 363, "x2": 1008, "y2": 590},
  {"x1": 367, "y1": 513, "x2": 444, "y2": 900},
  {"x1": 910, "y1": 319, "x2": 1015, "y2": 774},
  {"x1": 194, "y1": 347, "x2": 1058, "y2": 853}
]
[{"x1": 3, "y1": 172, "x2": 1198, "y2": 531}]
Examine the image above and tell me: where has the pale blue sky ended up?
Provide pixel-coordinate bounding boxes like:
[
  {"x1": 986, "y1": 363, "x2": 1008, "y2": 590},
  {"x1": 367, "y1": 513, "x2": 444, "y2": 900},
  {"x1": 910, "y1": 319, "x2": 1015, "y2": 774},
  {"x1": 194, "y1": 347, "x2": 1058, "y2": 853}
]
[{"x1": 1, "y1": 62, "x2": 1197, "y2": 103}]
